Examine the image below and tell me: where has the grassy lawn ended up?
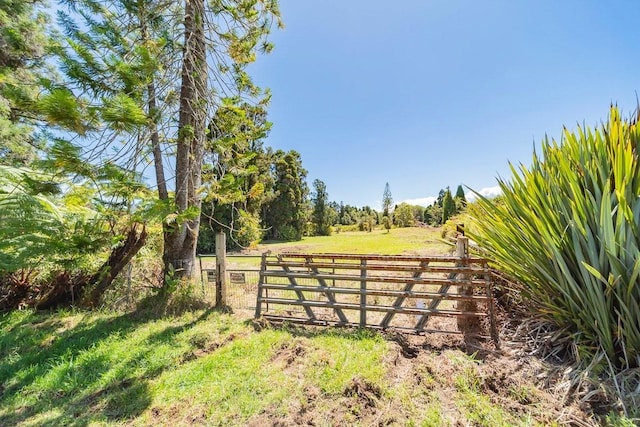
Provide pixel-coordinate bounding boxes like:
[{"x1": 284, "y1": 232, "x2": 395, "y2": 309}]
[
  {"x1": 256, "y1": 227, "x2": 450, "y2": 255},
  {"x1": 0, "y1": 227, "x2": 629, "y2": 426},
  {"x1": 199, "y1": 226, "x2": 450, "y2": 270},
  {"x1": 0, "y1": 309, "x2": 388, "y2": 426},
  {"x1": 0, "y1": 308, "x2": 604, "y2": 426}
]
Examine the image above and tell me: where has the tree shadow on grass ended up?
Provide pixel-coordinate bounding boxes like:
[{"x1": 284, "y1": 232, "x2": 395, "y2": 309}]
[{"x1": 0, "y1": 306, "x2": 219, "y2": 426}]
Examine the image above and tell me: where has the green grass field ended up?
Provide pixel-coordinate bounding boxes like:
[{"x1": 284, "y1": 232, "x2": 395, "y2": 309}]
[
  {"x1": 200, "y1": 226, "x2": 450, "y2": 272},
  {"x1": 0, "y1": 228, "x2": 628, "y2": 426},
  {"x1": 255, "y1": 227, "x2": 450, "y2": 255},
  {"x1": 0, "y1": 308, "x2": 594, "y2": 426}
]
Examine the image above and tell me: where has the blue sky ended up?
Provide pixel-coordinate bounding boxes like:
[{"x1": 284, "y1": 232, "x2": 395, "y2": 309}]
[{"x1": 249, "y1": 0, "x2": 640, "y2": 209}]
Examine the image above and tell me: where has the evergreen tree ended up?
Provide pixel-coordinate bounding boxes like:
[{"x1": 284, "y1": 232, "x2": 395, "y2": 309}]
[
  {"x1": 411, "y1": 205, "x2": 424, "y2": 222},
  {"x1": 442, "y1": 188, "x2": 456, "y2": 223},
  {"x1": 198, "y1": 100, "x2": 273, "y2": 251},
  {"x1": 423, "y1": 206, "x2": 432, "y2": 225},
  {"x1": 436, "y1": 188, "x2": 446, "y2": 207},
  {"x1": 425, "y1": 203, "x2": 443, "y2": 226},
  {"x1": 311, "y1": 179, "x2": 331, "y2": 236},
  {"x1": 382, "y1": 182, "x2": 393, "y2": 217},
  {"x1": 262, "y1": 150, "x2": 307, "y2": 240},
  {"x1": 0, "y1": 0, "x2": 50, "y2": 165},
  {"x1": 454, "y1": 184, "x2": 467, "y2": 211},
  {"x1": 54, "y1": 0, "x2": 282, "y2": 281},
  {"x1": 382, "y1": 215, "x2": 391, "y2": 233}
]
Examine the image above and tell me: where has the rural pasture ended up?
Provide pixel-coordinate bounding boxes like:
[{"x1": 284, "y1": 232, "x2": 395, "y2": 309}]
[{"x1": 0, "y1": 227, "x2": 618, "y2": 426}]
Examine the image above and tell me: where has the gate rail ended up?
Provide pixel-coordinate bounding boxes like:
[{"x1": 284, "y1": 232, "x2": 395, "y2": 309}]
[{"x1": 254, "y1": 237, "x2": 498, "y2": 343}]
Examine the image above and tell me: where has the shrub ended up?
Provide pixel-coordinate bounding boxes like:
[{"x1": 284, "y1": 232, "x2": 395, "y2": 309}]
[
  {"x1": 393, "y1": 203, "x2": 415, "y2": 228},
  {"x1": 382, "y1": 215, "x2": 391, "y2": 232},
  {"x1": 470, "y1": 107, "x2": 640, "y2": 370},
  {"x1": 276, "y1": 224, "x2": 302, "y2": 241}
]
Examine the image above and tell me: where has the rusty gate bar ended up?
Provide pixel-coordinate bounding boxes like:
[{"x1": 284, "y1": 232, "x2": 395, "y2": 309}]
[{"x1": 254, "y1": 241, "x2": 499, "y2": 345}]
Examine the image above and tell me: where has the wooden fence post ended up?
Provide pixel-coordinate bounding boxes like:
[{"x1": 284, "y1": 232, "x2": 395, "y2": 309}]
[
  {"x1": 215, "y1": 231, "x2": 227, "y2": 307},
  {"x1": 360, "y1": 259, "x2": 367, "y2": 327},
  {"x1": 456, "y1": 236, "x2": 479, "y2": 332}
]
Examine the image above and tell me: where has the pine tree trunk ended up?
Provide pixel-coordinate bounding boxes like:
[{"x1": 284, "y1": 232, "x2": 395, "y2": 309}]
[
  {"x1": 141, "y1": 8, "x2": 168, "y2": 202},
  {"x1": 163, "y1": 0, "x2": 207, "y2": 281}
]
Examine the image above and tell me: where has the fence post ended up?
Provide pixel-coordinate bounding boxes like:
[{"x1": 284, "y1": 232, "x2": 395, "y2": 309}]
[
  {"x1": 255, "y1": 251, "x2": 268, "y2": 318},
  {"x1": 360, "y1": 259, "x2": 367, "y2": 327},
  {"x1": 456, "y1": 236, "x2": 479, "y2": 332},
  {"x1": 198, "y1": 255, "x2": 204, "y2": 296},
  {"x1": 215, "y1": 231, "x2": 227, "y2": 308}
]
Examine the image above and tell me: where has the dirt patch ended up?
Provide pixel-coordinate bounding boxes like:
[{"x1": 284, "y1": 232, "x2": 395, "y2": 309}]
[
  {"x1": 248, "y1": 383, "x2": 398, "y2": 427},
  {"x1": 384, "y1": 330, "x2": 420, "y2": 358},
  {"x1": 379, "y1": 326, "x2": 597, "y2": 426},
  {"x1": 180, "y1": 333, "x2": 239, "y2": 363},
  {"x1": 343, "y1": 377, "x2": 382, "y2": 408},
  {"x1": 270, "y1": 339, "x2": 307, "y2": 369}
]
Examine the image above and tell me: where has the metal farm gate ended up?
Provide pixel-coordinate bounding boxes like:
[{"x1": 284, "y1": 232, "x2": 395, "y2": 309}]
[{"x1": 254, "y1": 237, "x2": 498, "y2": 342}]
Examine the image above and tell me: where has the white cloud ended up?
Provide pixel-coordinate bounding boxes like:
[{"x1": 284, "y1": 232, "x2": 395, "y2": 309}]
[
  {"x1": 382, "y1": 186, "x2": 501, "y2": 210},
  {"x1": 396, "y1": 186, "x2": 502, "y2": 208},
  {"x1": 466, "y1": 186, "x2": 502, "y2": 201},
  {"x1": 399, "y1": 197, "x2": 437, "y2": 207}
]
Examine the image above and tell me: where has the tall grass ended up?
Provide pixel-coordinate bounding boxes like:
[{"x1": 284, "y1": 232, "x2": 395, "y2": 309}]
[{"x1": 471, "y1": 106, "x2": 640, "y2": 370}]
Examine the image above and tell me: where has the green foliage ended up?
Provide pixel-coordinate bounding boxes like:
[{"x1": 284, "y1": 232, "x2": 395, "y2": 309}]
[
  {"x1": 0, "y1": 164, "x2": 103, "y2": 274},
  {"x1": 273, "y1": 224, "x2": 303, "y2": 242},
  {"x1": 424, "y1": 203, "x2": 442, "y2": 226},
  {"x1": 423, "y1": 186, "x2": 466, "y2": 227},
  {"x1": 393, "y1": 203, "x2": 415, "y2": 227},
  {"x1": 338, "y1": 204, "x2": 378, "y2": 229},
  {"x1": 311, "y1": 179, "x2": 332, "y2": 236},
  {"x1": 38, "y1": 88, "x2": 87, "y2": 133},
  {"x1": 382, "y1": 182, "x2": 393, "y2": 217},
  {"x1": 262, "y1": 150, "x2": 308, "y2": 241},
  {"x1": 199, "y1": 99, "x2": 273, "y2": 251},
  {"x1": 233, "y1": 210, "x2": 262, "y2": 248},
  {"x1": 470, "y1": 106, "x2": 640, "y2": 370},
  {"x1": 0, "y1": 0, "x2": 50, "y2": 165},
  {"x1": 382, "y1": 215, "x2": 391, "y2": 232},
  {"x1": 100, "y1": 93, "x2": 147, "y2": 132},
  {"x1": 454, "y1": 184, "x2": 467, "y2": 212},
  {"x1": 441, "y1": 188, "x2": 456, "y2": 223}
]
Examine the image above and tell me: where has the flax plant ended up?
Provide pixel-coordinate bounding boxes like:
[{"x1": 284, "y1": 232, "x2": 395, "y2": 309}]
[{"x1": 471, "y1": 107, "x2": 640, "y2": 370}]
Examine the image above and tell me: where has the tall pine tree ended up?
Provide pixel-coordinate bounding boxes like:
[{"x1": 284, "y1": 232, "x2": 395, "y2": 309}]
[
  {"x1": 311, "y1": 179, "x2": 331, "y2": 236},
  {"x1": 0, "y1": 0, "x2": 50, "y2": 165},
  {"x1": 382, "y1": 182, "x2": 393, "y2": 217},
  {"x1": 442, "y1": 188, "x2": 456, "y2": 223},
  {"x1": 262, "y1": 150, "x2": 308, "y2": 240},
  {"x1": 54, "y1": 0, "x2": 282, "y2": 282}
]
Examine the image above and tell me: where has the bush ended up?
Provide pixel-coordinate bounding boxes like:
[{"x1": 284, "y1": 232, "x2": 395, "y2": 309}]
[
  {"x1": 470, "y1": 107, "x2": 640, "y2": 370},
  {"x1": 276, "y1": 224, "x2": 302, "y2": 241}
]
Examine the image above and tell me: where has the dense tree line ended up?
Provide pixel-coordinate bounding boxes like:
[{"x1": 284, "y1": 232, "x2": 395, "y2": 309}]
[
  {"x1": 0, "y1": 0, "x2": 283, "y2": 307},
  {"x1": 423, "y1": 185, "x2": 466, "y2": 226},
  {"x1": 198, "y1": 147, "x2": 309, "y2": 251},
  {"x1": 0, "y1": 0, "x2": 470, "y2": 309}
]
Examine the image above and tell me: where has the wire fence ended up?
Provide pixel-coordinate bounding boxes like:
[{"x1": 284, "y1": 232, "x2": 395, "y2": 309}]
[{"x1": 198, "y1": 255, "x2": 262, "y2": 310}]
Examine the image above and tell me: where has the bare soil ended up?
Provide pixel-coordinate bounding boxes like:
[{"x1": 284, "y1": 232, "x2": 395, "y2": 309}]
[{"x1": 246, "y1": 316, "x2": 598, "y2": 426}]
